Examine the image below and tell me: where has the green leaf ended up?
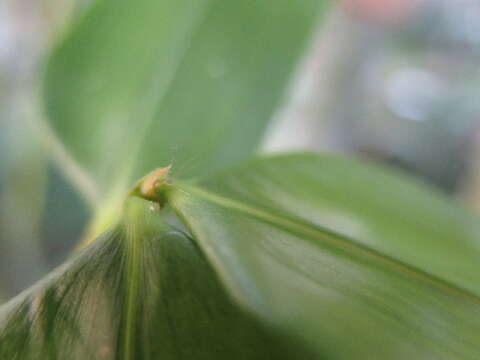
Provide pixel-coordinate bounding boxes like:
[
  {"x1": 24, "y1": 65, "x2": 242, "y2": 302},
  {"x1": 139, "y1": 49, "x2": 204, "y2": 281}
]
[
  {"x1": 5, "y1": 153, "x2": 479, "y2": 358},
  {"x1": 166, "y1": 153, "x2": 480, "y2": 359},
  {"x1": 0, "y1": 197, "x2": 316, "y2": 359},
  {"x1": 44, "y1": 0, "x2": 329, "y2": 199}
]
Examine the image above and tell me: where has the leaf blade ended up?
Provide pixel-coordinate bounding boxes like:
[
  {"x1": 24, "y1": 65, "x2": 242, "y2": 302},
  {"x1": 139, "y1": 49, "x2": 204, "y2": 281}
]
[
  {"x1": 168, "y1": 153, "x2": 480, "y2": 359},
  {"x1": 44, "y1": 0, "x2": 330, "y2": 196},
  {"x1": 0, "y1": 197, "x2": 317, "y2": 359}
]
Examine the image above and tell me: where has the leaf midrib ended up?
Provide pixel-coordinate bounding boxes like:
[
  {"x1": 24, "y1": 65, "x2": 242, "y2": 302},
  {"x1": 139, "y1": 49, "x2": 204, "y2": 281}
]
[{"x1": 174, "y1": 183, "x2": 480, "y2": 306}]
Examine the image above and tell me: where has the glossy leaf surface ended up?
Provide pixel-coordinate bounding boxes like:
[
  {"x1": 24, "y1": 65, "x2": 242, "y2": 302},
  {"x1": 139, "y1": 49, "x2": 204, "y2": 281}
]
[{"x1": 166, "y1": 153, "x2": 480, "y2": 359}]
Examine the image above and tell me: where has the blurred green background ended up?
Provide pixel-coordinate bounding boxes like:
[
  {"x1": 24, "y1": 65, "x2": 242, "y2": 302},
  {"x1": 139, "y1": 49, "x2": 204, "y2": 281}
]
[{"x1": 2, "y1": 0, "x2": 480, "y2": 303}]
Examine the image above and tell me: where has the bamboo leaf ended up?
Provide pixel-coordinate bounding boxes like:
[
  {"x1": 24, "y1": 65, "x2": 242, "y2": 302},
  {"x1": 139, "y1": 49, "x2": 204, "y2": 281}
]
[
  {"x1": 165, "y1": 153, "x2": 480, "y2": 359},
  {"x1": 4, "y1": 153, "x2": 480, "y2": 358},
  {"x1": 43, "y1": 0, "x2": 329, "y2": 200},
  {"x1": 0, "y1": 197, "x2": 315, "y2": 359}
]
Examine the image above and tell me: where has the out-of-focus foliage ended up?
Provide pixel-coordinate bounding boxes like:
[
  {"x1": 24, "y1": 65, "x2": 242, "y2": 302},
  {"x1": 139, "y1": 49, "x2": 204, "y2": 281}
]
[
  {"x1": 266, "y1": 0, "x2": 480, "y2": 194},
  {"x1": 44, "y1": 0, "x2": 329, "y2": 201},
  {"x1": 0, "y1": 0, "x2": 329, "y2": 299},
  {"x1": 0, "y1": 0, "x2": 90, "y2": 302}
]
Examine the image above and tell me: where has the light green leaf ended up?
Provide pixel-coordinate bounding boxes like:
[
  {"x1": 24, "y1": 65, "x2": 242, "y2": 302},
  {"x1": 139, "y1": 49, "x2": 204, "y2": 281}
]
[
  {"x1": 44, "y1": 0, "x2": 329, "y2": 200},
  {"x1": 0, "y1": 197, "x2": 316, "y2": 359},
  {"x1": 165, "y1": 153, "x2": 480, "y2": 359}
]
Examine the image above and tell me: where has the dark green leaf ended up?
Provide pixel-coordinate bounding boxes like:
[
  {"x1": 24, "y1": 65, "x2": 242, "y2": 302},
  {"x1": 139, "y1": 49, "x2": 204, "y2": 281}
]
[{"x1": 0, "y1": 197, "x2": 316, "y2": 359}]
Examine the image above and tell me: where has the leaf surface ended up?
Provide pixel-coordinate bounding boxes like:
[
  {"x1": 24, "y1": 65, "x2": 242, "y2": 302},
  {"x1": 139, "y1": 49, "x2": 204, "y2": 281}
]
[
  {"x1": 0, "y1": 197, "x2": 315, "y2": 359},
  {"x1": 44, "y1": 0, "x2": 329, "y2": 198},
  {"x1": 167, "y1": 153, "x2": 480, "y2": 359}
]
